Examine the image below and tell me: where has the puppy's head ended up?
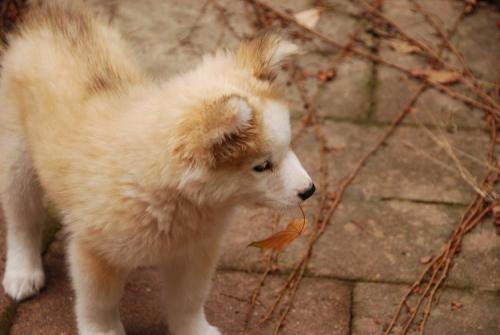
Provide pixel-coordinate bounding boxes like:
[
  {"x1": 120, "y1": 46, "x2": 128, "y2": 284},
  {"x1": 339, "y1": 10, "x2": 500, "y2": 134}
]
[{"x1": 173, "y1": 34, "x2": 314, "y2": 208}]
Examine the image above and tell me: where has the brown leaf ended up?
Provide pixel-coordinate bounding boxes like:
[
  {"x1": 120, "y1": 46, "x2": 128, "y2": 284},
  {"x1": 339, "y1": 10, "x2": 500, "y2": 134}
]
[
  {"x1": 294, "y1": 8, "x2": 322, "y2": 29},
  {"x1": 410, "y1": 69, "x2": 461, "y2": 84},
  {"x1": 419, "y1": 256, "x2": 432, "y2": 264},
  {"x1": 249, "y1": 218, "x2": 307, "y2": 252},
  {"x1": 317, "y1": 69, "x2": 337, "y2": 82},
  {"x1": 388, "y1": 40, "x2": 421, "y2": 54},
  {"x1": 451, "y1": 300, "x2": 463, "y2": 311}
]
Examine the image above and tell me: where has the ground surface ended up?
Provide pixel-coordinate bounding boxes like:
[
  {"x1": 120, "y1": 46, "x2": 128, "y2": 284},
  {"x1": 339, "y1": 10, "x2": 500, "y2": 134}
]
[{"x1": 0, "y1": 0, "x2": 499, "y2": 334}]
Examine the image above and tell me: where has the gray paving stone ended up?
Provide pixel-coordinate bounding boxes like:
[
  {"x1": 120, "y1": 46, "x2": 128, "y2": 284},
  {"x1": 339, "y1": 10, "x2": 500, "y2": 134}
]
[
  {"x1": 107, "y1": 0, "x2": 253, "y2": 78},
  {"x1": 208, "y1": 272, "x2": 351, "y2": 335},
  {"x1": 309, "y1": 200, "x2": 499, "y2": 290},
  {"x1": 382, "y1": 0, "x2": 463, "y2": 48},
  {"x1": 295, "y1": 121, "x2": 489, "y2": 204},
  {"x1": 352, "y1": 282, "x2": 500, "y2": 335},
  {"x1": 317, "y1": 58, "x2": 373, "y2": 120},
  {"x1": 342, "y1": 128, "x2": 487, "y2": 204},
  {"x1": 372, "y1": 1, "x2": 497, "y2": 128},
  {"x1": 221, "y1": 198, "x2": 499, "y2": 290},
  {"x1": 373, "y1": 41, "x2": 486, "y2": 128},
  {"x1": 453, "y1": 3, "x2": 500, "y2": 83},
  {"x1": 11, "y1": 236, "x2": 351, "y2": 335},
  {"x1": 448, "y1": 219, "x2": 500, "y2": 291}
]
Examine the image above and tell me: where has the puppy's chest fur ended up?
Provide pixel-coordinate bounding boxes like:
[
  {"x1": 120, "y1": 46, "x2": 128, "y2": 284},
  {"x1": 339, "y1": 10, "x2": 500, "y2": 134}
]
[{"x1": 76, "y1": 186, "x2": 228, "y2": 267}]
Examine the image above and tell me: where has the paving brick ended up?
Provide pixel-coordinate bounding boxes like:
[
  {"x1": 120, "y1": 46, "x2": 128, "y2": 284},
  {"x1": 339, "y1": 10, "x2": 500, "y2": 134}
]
[
  {"x1": 382, "y1": 0, "x2": 463, "y2": 48},
  {"x1": 372, "y1": 0, "x2": 490, "y2": 128},
  {"x1": 309, "y1": 200, "x2": 499, "y2": 290},
  {"x1": 374, "y1": 36, "x2": 486, "y2": 128},
  {"x1": 373, "y1": 65, "x2": 487, "y2": 128},
  {"x1": 108, "y1": 0, "x2": 253, "y2": 78},
  {"x1": 453, "y1": 3, "x2": 500, "y2": 83},
  {"x1": 294, "y1": 121, "x2": 489, "y2": 204},
  {"x1": 208, "y1": 272, "x2": 351, "y2": 335},
  {"x1": 221, "y1": 199, "x2": 499, "y2": 290},
  {"x1": 352, "y1": 282, "x2": 500, "y2": 335},
  {"x1": 316, "y1": 58, "x2": 373, "y2": 120},
  {"x1": 11, "y1": 237, "x2": 351, "y2": 335}
]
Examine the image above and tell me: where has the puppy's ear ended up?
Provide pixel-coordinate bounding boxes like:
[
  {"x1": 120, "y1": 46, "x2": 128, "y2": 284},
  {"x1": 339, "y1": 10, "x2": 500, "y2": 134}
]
[
  {"x1": 237, "y1": 34, "x2": 299, "y2": 82},
  {"x1": 175, "y1": 95, "x2": 260, "y2": 167}
]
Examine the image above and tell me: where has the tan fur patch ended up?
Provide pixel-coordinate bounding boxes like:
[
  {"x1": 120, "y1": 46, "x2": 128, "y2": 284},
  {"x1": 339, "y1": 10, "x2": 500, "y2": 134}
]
[
  {"x1": 237, "y1": 33, "x2": 281, "y2": 82},
  {"x1": 236, "y1": 33, "x2": 297, "y2": 85},
  {"x1": 17, "y1": 2, "x2": 143, "y2": 96},
  {"x1": 174, "y1": 95, "x2": 264, "y2": 169}
]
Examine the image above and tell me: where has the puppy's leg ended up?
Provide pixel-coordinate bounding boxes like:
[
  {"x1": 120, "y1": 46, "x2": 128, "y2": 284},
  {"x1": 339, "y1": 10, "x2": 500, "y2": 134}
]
[
  {"x1": 69, "y1": 239, "x2": 129, "y2": 335},
  {"x1": 162, "y1": 239, "x2": 222, "y2": 335},
  {"x1": 1, "y1": 145, "x2": 46, "y2": 301}
]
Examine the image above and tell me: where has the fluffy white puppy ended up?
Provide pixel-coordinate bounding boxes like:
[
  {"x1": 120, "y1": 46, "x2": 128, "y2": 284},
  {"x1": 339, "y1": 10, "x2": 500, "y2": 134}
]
[{"x1": 0, "y1": 2, "x2": 315, "y2": 334}]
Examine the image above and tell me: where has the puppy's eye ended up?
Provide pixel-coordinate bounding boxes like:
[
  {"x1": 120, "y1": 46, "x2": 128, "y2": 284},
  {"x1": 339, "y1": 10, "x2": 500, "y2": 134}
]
[{"x1": 253, "y1": 160, "x2": 273, "y2": 172}]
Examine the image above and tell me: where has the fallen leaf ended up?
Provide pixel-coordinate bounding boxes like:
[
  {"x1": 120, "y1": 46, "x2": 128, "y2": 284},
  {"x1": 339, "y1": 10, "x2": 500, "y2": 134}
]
[
  {"x1": 410, "y1": 69, "x2": 461, "y2": 84},
  {"x1": 388, "y1": 40, "x2": 421, "y2": 54},
  {"x1": 464, "y1": 0, "x2": 477, "y2": 14},
  {"x1": 294, "y1": 8, "x2": 322, "y2": 29},
  {"x1": 419, "y1": 256, "x2": 432, "y2": 264},
  {"x1": 450, "y1": 300, "x2": 463, "y2": 311},
  {"x1": 249, "y1": 217, "x2": 307, "y2": 252},
  {"x1": 317, "y1": 69, "x2": 337, "y2": 82}
]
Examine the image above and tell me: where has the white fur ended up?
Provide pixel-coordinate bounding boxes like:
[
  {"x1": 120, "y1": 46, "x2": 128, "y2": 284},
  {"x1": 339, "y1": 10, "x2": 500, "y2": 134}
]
[{"x1": 228, "y1": 96, "x2": 252, "y2": 129}]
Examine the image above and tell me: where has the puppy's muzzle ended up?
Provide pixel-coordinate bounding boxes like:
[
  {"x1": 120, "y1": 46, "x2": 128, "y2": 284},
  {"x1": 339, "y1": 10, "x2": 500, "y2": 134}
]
[{"x1": 298, "y1": 183, "x2": 315, "y2": 201}]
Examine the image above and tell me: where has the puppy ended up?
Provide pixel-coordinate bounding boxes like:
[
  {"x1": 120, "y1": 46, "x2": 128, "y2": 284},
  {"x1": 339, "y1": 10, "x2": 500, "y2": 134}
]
[{"x1": 0, "y1": 2, "x2": 315, "y2": 334}]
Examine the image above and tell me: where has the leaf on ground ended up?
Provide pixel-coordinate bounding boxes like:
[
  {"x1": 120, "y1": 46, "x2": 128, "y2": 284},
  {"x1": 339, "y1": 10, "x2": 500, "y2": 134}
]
[
  {"x1": 249, "y1": 217, "x2": 307, "y2": 252},
  {"x1": 450, "y1": 300, "x2": 463, "y2": 311},
  {"x1": 410, "y1": 69, "x2": 461, "y2": 84},
  {"x1": 388, "y1": 39, "x2": 421, "y2": 54},
  {"x1": 294, "y1": 8, "x2": 322, "y2": 29},
  {"x1": 419, "y1": 255, "x2": 432, "y2": 264},
  {"x1": 317, "y1": 69, "x2": 336, "y2": 82}
]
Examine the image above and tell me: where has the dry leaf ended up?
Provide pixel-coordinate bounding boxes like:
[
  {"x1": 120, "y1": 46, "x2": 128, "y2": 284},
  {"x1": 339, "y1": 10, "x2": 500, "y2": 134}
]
[
  {"x1": 419, "y1": 256, "x2": 432, "y2": 264},
  {"x1": 410, "y1": 69, "x2": 461, "y2": 84},
  {"x1": 294, "y1": 8, "x2": 322, "y2": 29},
  {"x1": 388, "y1": 40, "x2": 421, "y2": 54},
  {"x1": 317, "y1": 69, "x2": 336, "y2": 82},
  {"x1": 451, "y1": 300, "x2": 463, "y2": 311},
  {"x1": 249, "y1": 218, "x2": 307, "y2": 252}
]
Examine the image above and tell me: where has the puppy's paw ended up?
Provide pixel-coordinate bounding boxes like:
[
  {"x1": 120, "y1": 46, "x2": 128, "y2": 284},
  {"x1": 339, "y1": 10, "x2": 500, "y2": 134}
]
[
  {"x1": 2, "y1": 267, "x2": 45, "y2": 301},
  {"x1": 170, "y1": 321, "x2": 221, "y2": 335},
  {"x1": 204, "y1": 325, "x2": 221, "y2": 335},
  {"x1": 80, "y1": 328, "x2": 126, "y2": 335}
]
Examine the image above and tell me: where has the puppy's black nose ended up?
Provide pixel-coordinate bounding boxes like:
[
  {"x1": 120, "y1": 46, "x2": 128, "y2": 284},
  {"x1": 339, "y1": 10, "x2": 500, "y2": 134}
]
[{"x1": 298, "y1": 183, "x2": 315, "y2": 201}]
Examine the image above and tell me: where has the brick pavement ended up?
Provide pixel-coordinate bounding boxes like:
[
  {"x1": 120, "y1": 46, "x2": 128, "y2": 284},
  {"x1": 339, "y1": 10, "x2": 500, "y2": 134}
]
[{"x1": 0, "y1": 0, "x2": 499, "y2": 334}]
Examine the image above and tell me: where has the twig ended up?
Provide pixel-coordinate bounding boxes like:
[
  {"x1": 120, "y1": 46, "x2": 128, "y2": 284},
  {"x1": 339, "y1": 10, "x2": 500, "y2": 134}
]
[
  {"x1": 246, "y1": 0, "x2": 500, "y2": 116},
  {"x1": 244, "y1": 213, "x2": 281, "y2": 327},
  {"x1": 409, "y1": 0, "x2": 500, "y2": 113},
  {"x1": 166, "y1": 0, "x2": 210, "y2": 53}
]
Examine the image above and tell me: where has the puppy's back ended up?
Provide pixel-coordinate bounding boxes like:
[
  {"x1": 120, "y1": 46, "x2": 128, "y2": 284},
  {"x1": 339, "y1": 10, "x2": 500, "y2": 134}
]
[
  {"x1": 0, "y1": 1, "x2": 144, "y2": 202},
  {"x1": 1, "y1": 1, "x2": 143, "y2": 131}
]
